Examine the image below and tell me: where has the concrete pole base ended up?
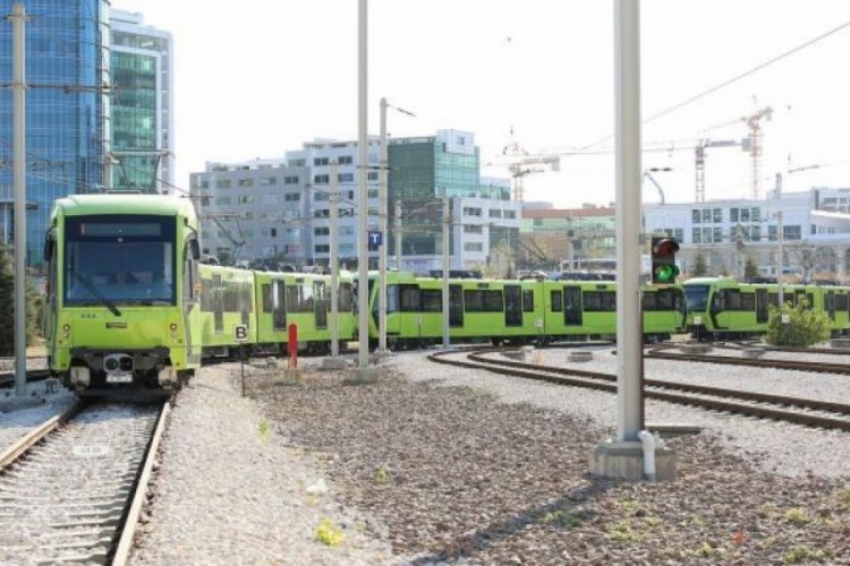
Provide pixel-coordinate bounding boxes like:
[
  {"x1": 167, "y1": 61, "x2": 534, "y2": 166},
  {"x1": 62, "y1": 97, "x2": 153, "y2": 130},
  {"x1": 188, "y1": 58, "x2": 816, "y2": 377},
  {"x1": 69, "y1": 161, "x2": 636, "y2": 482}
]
[
  {"x1": 321, "y1": 357, "x2": 348, "y2": 371},
  {"x1": 280, "y1": 368, "x2": 303, "y2": 385},
  {"x1": 589, "y1": 438, "x2": 677, "y2": 482},
  {"x1": 346, "y1": 366, "x2": 382, "y2": 385}
]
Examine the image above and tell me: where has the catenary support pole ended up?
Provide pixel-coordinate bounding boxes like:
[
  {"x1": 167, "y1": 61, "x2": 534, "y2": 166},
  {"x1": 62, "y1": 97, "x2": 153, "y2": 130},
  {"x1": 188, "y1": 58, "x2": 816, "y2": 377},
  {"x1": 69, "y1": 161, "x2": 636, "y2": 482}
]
[
  {"x1": 377, "y1": 98, "x2": 388, "y2": 353},
  {"x1": 356, "y1": 0, "x2": 369, "y2": 369},
  {"x1": 614, "y1": 0, "x2": 643, "y2": 442},
  {"x1": 10, "y1": 3, "x2": 28, "y2": 397},
  {"x1": 442, "y1": 195, "x2": 450, "y2": 348},
  {"x1": 329, "y1": 159, "x2": 340, "y2": 357}
]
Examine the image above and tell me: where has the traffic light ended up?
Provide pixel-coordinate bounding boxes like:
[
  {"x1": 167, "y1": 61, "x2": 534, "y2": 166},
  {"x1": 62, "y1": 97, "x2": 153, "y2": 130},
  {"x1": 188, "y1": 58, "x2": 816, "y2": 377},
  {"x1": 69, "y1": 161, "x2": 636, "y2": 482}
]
[{"x1": 651, "y1": 236, "x2": 680, "y2": 284}]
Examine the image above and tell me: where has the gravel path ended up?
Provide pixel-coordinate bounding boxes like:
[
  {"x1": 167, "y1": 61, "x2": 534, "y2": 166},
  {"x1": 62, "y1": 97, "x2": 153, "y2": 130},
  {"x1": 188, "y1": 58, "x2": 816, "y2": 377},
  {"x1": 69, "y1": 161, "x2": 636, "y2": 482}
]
[{"x1": 99, "y1": 345, "x2": 850, "y2": 564}]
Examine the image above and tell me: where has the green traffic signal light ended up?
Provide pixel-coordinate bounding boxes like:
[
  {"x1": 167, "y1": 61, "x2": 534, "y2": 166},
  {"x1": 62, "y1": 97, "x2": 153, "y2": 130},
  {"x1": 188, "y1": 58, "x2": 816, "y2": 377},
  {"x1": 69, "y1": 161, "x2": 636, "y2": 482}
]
[
  {"x1": 651, "y1": 236, "x2": 680, "y2": 284},
  {"x1": 653, "y1": 263, "x2": 680, "y2": 283}
]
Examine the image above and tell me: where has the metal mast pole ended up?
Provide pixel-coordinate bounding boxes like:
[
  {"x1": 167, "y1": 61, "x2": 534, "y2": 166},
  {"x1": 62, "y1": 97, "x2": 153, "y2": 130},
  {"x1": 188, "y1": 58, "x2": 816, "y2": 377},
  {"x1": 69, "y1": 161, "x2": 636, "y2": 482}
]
[
  {"x1": 10, "y1": 3, "x2": 28, "y2": 397},
  {"x1": 777, "y1": 211, "x2": 784, "y2": 306},
  {"x1": 329, "y1": 160, "x2": 340, "y2": 357},
  {"x1": 377, "y1": 98, "x2": 388, "y2": 354},
  {"x1": 356, "y1": 0, "x2": 370, "y2": 369},
  {"x1": 394, "y1": 200, "x2": 402, "y2": 271},
  {"x1": 614, "y1": 0, "x2": 643, "y2": 442},
  {"x1": 441, "y1": 195, "x2": 450, "y2": 347}
]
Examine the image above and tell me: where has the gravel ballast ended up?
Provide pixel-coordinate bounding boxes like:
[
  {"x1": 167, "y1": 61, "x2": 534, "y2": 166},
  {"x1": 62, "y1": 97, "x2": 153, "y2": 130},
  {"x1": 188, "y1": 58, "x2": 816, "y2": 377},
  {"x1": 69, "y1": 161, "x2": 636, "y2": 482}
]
[{"x1": 124, "y1": 347, "x2": 850, "y2": 565}]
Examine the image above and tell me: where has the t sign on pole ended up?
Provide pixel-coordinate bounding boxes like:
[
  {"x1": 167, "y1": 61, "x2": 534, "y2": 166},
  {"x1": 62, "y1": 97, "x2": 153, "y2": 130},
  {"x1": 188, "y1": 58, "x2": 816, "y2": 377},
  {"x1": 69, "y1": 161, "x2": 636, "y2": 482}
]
[{"x1": 235, "y1": 324, "x2": 248, "y2": 396}]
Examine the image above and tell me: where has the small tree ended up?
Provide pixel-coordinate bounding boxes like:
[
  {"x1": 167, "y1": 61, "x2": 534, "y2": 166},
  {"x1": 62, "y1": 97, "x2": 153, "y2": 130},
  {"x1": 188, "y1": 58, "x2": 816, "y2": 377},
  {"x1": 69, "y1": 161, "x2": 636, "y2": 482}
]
[
  {"x1": 744, "y1": 255, "x2": 760, "y2": 279},
  {"x1": 691, "y1": 252, "x2": 709, "y2": 277},
  {"x1": 0, "y1": 246, "x2": 12, "y2": 355},
  {"x1": 0, "y1": 248, "x2": 42, "y2": 355},
  {"x1": 764, "y1": 299, "x2": 831, "y2": 347}
]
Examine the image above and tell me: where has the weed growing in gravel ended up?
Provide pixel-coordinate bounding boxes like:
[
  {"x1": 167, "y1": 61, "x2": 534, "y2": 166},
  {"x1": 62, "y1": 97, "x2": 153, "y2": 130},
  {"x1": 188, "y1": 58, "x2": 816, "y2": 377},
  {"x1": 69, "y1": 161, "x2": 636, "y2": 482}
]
[
  {"x1": 541, "y1": 509, "x2": 591, "y2": 529},
  {"x1": 373, "y1": 465, "x2": 391, "y2": 484},
  {"x1": 784, "y1": 508, "x2": 811, "y2": 524},
  {"x1": 758, "y1": 502, "x2": 778, "y2": 518},
  {"x1": 839, "y1": 485, "x2": 850, "y2": 509},
  {"x1": 609, "y1": 520, "x2": 641, "y2": 543},
  {"x1": 781, "y1": 544, "x2": 827, "y2": 564},
  {"x1": 695, "y1": 542, "x2": 729, "y2": 560},
  {"x1": 315, "y1": 518, "x2": 345, "y2": 547},
  {"x1": 258, "y1": 417, "x2": 271, "y2": 443}
]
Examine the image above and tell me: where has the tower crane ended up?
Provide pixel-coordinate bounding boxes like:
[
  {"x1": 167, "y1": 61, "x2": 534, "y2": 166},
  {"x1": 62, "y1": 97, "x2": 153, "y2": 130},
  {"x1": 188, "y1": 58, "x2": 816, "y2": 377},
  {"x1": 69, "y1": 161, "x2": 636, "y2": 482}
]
[
  {"x1": 694, "y1": 138, "x2": 745, "y2": 202},
  {"x1": 499, "y1": 129, "x2": 561, "y2": 202},
  {"x1": 743, "y1": 106, "x2": 773, "y2": 200}
]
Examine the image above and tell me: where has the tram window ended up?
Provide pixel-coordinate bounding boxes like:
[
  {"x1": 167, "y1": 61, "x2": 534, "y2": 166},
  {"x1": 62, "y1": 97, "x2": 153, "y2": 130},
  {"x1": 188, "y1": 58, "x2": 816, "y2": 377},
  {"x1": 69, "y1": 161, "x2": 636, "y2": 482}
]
[
  {"x1": 464, "y1": 290, "x2": 483, "y2": 311},
  {"x1": 522, "y1": 290, "x2": 534, "y2": 312},
  {"x1": 741, "y1": 293, "x2": 755, "y2": 311},
  {"x1": 583, "y1": 291, "x2": 616, "y2": 312},
  {"x1": 482, "y1": 290, "x2": 503, "y2": 312},
  {"x1": 421, "y1": 290, "x2": 442, "y2": 312},
  {"x1": 400, "y1": 285, "x2": 421, "y2": 311},
  {"x1": 550, "y1": 290, "x2": 562, "y2": 312}
]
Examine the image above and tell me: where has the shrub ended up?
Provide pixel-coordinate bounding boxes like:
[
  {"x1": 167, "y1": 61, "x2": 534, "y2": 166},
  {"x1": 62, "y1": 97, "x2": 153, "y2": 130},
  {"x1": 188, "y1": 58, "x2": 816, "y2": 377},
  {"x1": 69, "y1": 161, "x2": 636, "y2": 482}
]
[{"x1": 764, "y1": 299, "x2": 830, "y2": 347}]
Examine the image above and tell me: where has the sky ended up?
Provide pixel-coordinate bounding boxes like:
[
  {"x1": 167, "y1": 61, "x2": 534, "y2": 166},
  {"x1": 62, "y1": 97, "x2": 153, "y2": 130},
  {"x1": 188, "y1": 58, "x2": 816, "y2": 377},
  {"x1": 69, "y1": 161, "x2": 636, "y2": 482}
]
[{"x1": 113, "y1": 0, "x2": 850, "y2": 209}]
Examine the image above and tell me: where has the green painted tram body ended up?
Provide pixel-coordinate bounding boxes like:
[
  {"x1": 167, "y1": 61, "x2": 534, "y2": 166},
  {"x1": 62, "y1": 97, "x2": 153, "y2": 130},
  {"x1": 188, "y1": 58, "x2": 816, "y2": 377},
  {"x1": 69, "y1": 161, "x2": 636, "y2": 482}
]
[
  {"x1": 198, "y1": 264, "x2": 257, "y2": 357},
  {"x1": 43, "y1": 194, "x2": 203, "y2": 395},
  {"x1": 683, "y1": 277, "x2": 850, "y2": 340},
  {"x1": 368, "y1": 272, "x2": 685, "y2": 347},
  {"x1": 252, "y1": 270, "x2": 356, "y2": 355}
]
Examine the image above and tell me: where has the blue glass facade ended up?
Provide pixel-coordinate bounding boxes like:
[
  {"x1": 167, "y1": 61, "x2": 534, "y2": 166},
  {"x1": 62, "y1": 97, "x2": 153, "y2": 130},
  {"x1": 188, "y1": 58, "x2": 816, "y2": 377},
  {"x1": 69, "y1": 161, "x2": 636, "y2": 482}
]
[{"x1": 0, "y1": 0, "x2": 109, "y2": 266}]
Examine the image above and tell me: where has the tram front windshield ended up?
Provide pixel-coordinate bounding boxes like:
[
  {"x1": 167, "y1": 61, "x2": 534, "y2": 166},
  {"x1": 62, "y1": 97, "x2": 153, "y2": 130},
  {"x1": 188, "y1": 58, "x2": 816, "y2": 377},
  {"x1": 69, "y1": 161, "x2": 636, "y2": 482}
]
[
  {"x1": 63, "y1": 215, "x2": 176, "y2": 305},
  {"x1": 683, "y1": 284, "x2": 710, "y2": 313}
]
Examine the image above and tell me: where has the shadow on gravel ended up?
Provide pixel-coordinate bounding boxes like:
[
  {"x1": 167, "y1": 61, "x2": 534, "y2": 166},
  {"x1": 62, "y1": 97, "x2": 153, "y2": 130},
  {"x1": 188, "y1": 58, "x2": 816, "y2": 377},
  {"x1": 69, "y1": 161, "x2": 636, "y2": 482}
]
[{"x1": 408, "y1": 479, "x2": 615, "y2": 564}]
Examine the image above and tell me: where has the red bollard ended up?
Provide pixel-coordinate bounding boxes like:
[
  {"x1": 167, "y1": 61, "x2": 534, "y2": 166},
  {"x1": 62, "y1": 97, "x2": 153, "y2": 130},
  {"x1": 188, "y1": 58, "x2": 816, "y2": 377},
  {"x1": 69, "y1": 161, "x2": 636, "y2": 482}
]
[{"x1": 288, "y1": 323, "x2": 298, "y2": 369}]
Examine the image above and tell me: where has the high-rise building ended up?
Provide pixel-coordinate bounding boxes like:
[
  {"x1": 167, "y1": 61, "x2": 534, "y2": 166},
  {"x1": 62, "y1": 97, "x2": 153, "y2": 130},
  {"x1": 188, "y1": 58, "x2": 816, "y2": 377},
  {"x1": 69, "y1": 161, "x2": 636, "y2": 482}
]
[
  {"x1": 0, "y1": 0, "x2": 110, "y2": 265},
  {"x1": 110, "y1": 10, "x2": 174, "y2": 194}
]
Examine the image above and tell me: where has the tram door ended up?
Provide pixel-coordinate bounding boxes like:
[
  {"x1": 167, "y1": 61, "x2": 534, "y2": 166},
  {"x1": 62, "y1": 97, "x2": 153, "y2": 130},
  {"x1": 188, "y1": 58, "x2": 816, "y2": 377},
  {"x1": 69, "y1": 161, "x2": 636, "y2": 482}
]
[
  {"x1": 563, "y1": 286, "x2": 583, "y2": 326},
  {"x1": 449, "y1": 284, "x2": 463, "y2": 327},
  {"x1": 504, "y1": 284, "x2": 523, "y2": 327},
  {"x1": 826, "y1": 291, "x2": 836, "y2": 321},
  {"x1": 314, "y1": 280, "x2": 328, "y2": 329},
  {"x1": 755, "y1": 288, "x2": 769, "y2": 324}
]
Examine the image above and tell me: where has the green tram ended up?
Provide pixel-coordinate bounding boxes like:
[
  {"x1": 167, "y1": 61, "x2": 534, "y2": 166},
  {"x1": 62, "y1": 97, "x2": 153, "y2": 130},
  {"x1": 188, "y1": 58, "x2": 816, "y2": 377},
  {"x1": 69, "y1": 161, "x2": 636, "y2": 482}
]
[
  {"x1": 683, "y1": 277, "x2": 850, "y2": 340},
  {"x1": 42, "y1": 194, "x2": 203, "y2": 395},
  {"x1": 367, "y1": 271, "x2": 686, "y2": 348},
  {"x1": 191, "y1": 265, "x2": 359, "y2": 359}
]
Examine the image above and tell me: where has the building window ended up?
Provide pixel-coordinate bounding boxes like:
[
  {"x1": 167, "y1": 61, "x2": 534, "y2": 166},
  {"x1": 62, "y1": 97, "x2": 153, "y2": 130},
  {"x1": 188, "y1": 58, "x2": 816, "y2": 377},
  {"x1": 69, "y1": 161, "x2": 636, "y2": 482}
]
[
  {"x1": 238, "y1": 178, "x2": 254, "y2": 187},
  {"x1": 338, "y1": 172, "x2": 354, "y2": 183},
  {"x1": 314, "y1": 157, "x2": 329, "y2": 166},
  {"x1": 315, "y1": 244, "x2": 330, "y2": 253},
  {"x1": 463, "y1": 207, "x2": 482, "y2": 217},
  {"x1": 692, "y1": 209, "x2": 701, "y2": 224},
  {"x1": 464, "y1": 242, "x2": 482, "y2": 251},
  {"x1": 238, "y1": 195, "x2": 254, "y2": 204},
  {"x1": 504, "y1": 210, "x2": 516, "y2": 219},
  {"x1": 713, "y1": 208, "x2": 722, "y2": 223},
  {"x1": 284, "y1": 175, "x2": 299, "y2": 185},
  {"x1": 463, "y1": 224, "x2": 483, "y2": 234},
  {"x1": 692, "y1": 228, "x2": 702, "y2": 243},
  {"x1": 730, "y1": 208, "x2": 739, "y2": 222},
  {"x1": 260, "y1": 177, "x2": 276, "y2": 186},
  {"x1": 489, "y1": 209, "x2": 502, "y2": 218},
  {"x1": 368, "y1": 171, "x2": 378, "y2": 181},
  {"x1": 338, "y1": 155, "x2": 353, "y2": 165},
  {"x1": 215, "y1": 179, "x2": 231, "y2": 189},
  {"x1": 284, "y1": 193, "x2": 300, "y2": 202},
  {"x1": 314, "y1": 227, "x2": 330, "y2": 236},
  {"x1": 750, "y1": 207, "x2": 760, "y2": 222},
  {"x1": 313, "y1": 174, "x2": 330, "y2": 185}
]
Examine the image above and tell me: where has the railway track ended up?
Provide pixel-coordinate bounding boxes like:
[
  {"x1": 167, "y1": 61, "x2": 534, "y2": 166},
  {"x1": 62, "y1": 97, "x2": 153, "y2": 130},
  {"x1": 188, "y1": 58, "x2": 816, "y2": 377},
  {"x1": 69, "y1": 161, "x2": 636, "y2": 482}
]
[
  {"x1": 428, "y1": 348, "x2": 850, "y2": 432},
  {"x1": 645, "y1": 347, "x2": 850, "y2": 375},
  {"x1": 0, "y1": 400, "x2": 169, "y2": 565}
]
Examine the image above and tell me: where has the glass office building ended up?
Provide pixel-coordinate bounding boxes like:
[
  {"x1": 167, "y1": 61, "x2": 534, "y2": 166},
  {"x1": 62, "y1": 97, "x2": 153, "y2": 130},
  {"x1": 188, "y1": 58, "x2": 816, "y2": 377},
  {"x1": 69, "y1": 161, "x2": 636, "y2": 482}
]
[
  {"x1": 0, "y1": 0, "x2": 109, "y2": 266},
  {"x1": 110, "y1": 10, "x2": 173, "y2": 194}
]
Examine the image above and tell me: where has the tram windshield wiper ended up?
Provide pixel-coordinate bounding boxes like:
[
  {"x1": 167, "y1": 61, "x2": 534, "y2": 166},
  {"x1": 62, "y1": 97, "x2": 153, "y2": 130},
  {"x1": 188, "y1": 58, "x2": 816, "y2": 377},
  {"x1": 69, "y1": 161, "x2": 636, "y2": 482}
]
[{"x1": 68, "y1": 267, "x2": 122, "y2": 317}]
